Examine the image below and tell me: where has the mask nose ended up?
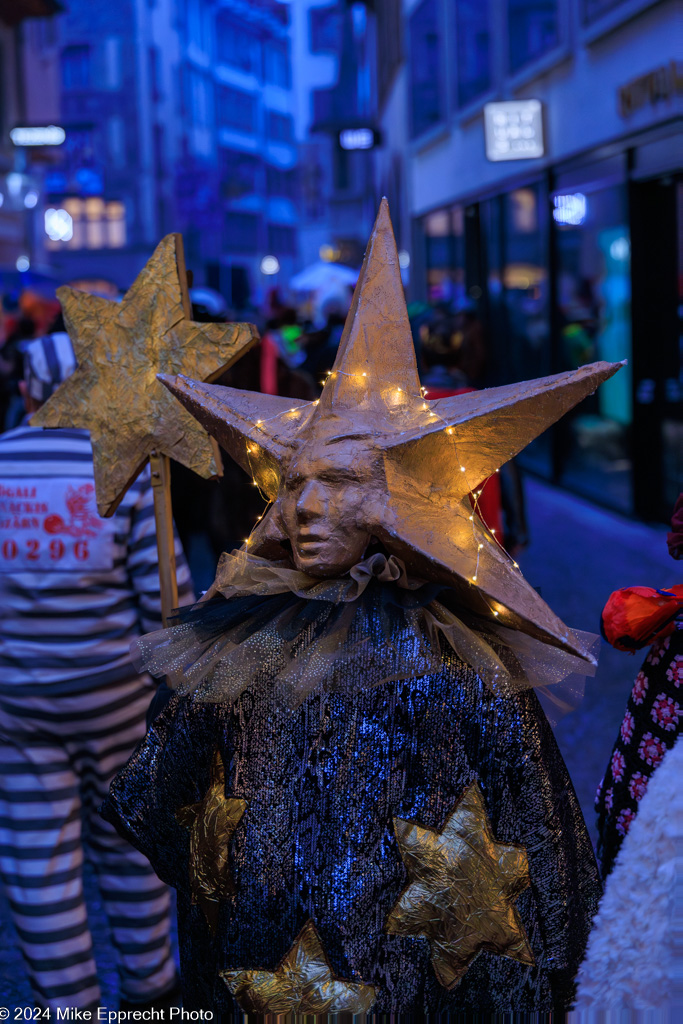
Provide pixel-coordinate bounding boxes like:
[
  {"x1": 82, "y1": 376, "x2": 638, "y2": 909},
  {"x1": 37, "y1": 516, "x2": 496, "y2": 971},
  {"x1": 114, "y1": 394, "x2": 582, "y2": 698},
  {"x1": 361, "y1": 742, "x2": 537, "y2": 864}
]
[{"x1": 296, "y1": 479, "x2": 326, "y2": 522}]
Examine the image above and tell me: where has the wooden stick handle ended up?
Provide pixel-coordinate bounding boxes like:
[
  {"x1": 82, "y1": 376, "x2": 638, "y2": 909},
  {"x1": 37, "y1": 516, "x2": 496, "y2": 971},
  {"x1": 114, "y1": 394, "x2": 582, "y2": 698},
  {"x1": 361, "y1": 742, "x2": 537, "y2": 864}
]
[{"x1": 149, "y1": 450, "x2": 178, "y2": 627}]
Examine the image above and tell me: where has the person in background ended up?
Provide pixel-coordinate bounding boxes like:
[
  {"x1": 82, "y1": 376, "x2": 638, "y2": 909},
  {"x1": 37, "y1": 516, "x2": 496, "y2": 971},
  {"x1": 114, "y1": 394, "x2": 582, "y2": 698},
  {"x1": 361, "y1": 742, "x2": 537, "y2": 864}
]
[
  {"x1": 421, "y1": 313, "x2": 504, "y2": 540},
  {"x1": 0, "y1": 333, "x2": 194, "y2": 1010},
  {"x1": 594, "y1": 493, "x2": 683, "y2": 878}
]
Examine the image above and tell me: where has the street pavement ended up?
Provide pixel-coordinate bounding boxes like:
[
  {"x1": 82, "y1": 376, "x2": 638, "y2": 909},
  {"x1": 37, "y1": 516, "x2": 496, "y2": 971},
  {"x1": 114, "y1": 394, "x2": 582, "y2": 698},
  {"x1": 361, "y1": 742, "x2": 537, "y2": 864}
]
[{"x1": 0, "y1": 476, "x2": 675, "y2": 1007}]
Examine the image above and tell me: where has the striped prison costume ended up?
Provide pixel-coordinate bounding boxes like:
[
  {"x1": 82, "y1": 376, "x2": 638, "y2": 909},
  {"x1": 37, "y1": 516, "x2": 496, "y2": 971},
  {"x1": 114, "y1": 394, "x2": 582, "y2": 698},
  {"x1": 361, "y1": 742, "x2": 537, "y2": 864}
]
[{"x1": 0, "y1": 425, "x2": 194, "y2": 1009}]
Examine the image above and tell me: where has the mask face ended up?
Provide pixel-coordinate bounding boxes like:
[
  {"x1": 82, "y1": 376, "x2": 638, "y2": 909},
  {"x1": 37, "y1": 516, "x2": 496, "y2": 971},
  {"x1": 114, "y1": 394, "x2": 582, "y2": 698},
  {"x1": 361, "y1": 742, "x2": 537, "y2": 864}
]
[{"x1": 279, "y1": 438, "x2": 375, "y2": 577}]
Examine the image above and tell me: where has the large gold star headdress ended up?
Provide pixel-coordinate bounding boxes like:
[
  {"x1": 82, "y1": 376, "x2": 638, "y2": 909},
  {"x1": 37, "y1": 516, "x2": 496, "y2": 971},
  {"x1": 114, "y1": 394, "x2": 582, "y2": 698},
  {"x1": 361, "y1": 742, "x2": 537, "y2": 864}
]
[
  {"x1": 159, "y1": 201, "x2": 622, "y2": 660},
  {"x1": 32, "y1": 234, "x2": 258, "y2": 516}
]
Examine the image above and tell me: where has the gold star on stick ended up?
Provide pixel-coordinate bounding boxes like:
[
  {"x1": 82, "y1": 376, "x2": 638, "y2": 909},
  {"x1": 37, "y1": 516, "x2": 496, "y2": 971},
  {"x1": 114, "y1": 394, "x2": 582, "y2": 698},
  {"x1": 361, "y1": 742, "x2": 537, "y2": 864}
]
[
  {"x1": 176, "y1": 749, "x2": 246, "y2": 933},
  {"x1": 157, "y1": 200, "x2": 623, "y2": 658},
  {"x1": 220, "y1": 920, "x2": 376, "y2": 1014},
  {"x1": 386, "y1": 782, "x2": 534, "y2": 989},
  {"x1": 32, "y1": 233, "x2": 258, "y2": 516}
]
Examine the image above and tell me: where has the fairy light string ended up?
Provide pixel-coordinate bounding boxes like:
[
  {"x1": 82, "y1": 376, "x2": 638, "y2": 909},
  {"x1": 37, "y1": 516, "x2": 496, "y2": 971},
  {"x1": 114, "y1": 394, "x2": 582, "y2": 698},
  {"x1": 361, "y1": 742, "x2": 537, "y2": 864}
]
[{"x1": 239, "y1": 367, "x2": 523, "y2": 619}]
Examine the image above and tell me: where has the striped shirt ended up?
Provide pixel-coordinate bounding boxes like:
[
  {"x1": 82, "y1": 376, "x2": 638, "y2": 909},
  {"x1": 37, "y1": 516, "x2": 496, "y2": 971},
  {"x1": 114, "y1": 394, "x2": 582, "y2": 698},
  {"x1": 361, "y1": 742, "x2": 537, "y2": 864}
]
[{"x1": 0, "y1": 425, "x2": 194, "y2": 696}]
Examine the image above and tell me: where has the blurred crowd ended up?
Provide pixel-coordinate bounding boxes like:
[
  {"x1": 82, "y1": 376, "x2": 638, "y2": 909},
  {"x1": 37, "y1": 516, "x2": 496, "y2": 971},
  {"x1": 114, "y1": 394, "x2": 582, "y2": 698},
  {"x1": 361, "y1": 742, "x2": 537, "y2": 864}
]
[{"x1": 0, "y1": 274, "x2": 529, "y2": 590}]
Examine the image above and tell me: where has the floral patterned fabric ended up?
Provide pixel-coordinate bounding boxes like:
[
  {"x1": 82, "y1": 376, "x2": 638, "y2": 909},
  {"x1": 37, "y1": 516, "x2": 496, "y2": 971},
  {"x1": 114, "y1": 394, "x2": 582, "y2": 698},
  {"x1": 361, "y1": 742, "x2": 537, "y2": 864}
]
[{"x1": 595, "y1": 622, "x2": 683, "y2": 878}]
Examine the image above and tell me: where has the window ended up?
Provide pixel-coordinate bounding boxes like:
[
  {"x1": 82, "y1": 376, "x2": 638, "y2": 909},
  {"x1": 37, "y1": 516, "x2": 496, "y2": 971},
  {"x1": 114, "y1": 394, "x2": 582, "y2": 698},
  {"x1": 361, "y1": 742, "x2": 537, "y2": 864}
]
[
  {"x1": 409, "y1": 0, "x2": 443, "y2": 138},
  {"x1": 187, "y1": 71, "x2": 210, "y2": 126},
  {"x1": 149, "y1": 46, "x2": 161, "y2": 101},
  {"x1": 264, "y1": 40, "x2": 291, "y2": 88},
  {"x1": 266, "y1": 111, "x2": 294, "y2": 142},
  {"x1": 220, "y1": 149, "x2": 262, "y2": 198},
  {"x1": 217, "y1": 86, "x2": 257, "y2": 133},
  {"x1": 225, "y1": 211, "x2": 260, "y2": 253},
  {"x1": 508, "y1": 0, "x2": 559, "y2": 73},
  {"x1": 153, "y1": 124, "x2": 165, "y2": 179},
  {"x1": 45, "y1": 197, "x2": 126, "y2": 250},
  {"x1": 553, "y1": 171, "x2": 633, "y2": 511},
  {"x1": 310, "y1": 6, "x2": 341, "y2": 53},
  {"x1": 61, "y1": 45, "x2": 90, "y2": 91},
  {"x1": 107, "y1": 117, "x2": 125, "y2": 166},
  {"x1": 103, "y1": 37, "x2": 122, "y2": 90},
  {"x1": 266, "y1": 165, "x2": 297, "y2": 200},
  {"x1": 312, "y1": 87, "x2": 334, "y2": 128},
  {"x1": 216, "y1": 15, "x2": 260, "y2": 74},
  {"x1": 455, "y1": 0, "x2": 491, "y2": 106},
  {"x1": 376, "y1": 0, "x2": 402, "y2": 105},
  {"x1": 423, "y1": 205, "x2": 466, "y2": 306},
  {"x1": 267, "y1": 223, "x2": 296, "y2": 256}
]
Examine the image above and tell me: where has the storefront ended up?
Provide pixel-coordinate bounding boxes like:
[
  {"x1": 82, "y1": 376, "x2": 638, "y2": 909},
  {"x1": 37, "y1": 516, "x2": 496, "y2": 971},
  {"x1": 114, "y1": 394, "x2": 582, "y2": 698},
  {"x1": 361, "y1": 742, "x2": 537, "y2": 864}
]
[{"x1": 416, "y1": 121, "x2": 681, "y2": 522}]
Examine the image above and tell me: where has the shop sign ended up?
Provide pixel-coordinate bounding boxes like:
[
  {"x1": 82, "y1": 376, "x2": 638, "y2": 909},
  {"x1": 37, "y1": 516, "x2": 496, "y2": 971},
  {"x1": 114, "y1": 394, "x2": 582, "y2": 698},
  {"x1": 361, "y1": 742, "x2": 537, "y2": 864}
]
[
  {"x1": 484, "y1": 101, "x2": 544, "y2": 162},
  {"x1": 10, "y1": 125, "x2": 66, "y2": 146},
  {"x1": 338, "y1": 128, "x2": 380, "y2": 151},
  {"x1": 618, "y1": 61, "x2": 682, "y2": 118}
]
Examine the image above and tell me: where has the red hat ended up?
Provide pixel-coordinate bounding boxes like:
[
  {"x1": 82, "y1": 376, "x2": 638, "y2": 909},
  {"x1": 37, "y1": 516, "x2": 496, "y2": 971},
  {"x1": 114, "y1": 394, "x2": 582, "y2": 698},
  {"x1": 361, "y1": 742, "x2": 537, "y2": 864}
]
[{"x1": 601, "y1": 585, "x2": 683, "y2": 653}]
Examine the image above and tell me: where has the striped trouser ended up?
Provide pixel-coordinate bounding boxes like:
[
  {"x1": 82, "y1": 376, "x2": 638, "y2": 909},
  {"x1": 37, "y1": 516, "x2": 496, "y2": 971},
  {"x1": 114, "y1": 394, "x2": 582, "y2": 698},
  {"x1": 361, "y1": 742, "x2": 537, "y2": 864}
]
[{"x1": 0, "y1": 676, "x2": 176, "y2": 1009}]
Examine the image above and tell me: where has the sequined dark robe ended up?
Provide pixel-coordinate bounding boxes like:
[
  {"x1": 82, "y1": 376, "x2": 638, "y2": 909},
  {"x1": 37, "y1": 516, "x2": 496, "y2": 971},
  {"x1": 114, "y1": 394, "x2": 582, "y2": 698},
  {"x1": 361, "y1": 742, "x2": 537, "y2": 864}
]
[{"x1": 103, "y1": 590, "x2": 601, "y2": 1014}]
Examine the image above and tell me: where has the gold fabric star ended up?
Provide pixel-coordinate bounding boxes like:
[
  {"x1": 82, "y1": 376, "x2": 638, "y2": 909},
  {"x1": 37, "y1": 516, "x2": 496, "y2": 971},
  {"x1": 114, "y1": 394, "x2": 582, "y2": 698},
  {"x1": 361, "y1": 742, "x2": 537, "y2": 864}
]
[
  {"x1": 386, "y1": 782, "x2": 534, "y2": 989},
  {"x1": 220, "y1": 919, "x2": 376, "y2": 1014},
  {"x1": 175, "y1": 749, "x2": 246, "y2": 932},
  {"x1": 158, "y1": 200, "x2": 622, "y2": 658},
  {"x1": 32, "y1": 234, "x2": 258, "y2": 515}
]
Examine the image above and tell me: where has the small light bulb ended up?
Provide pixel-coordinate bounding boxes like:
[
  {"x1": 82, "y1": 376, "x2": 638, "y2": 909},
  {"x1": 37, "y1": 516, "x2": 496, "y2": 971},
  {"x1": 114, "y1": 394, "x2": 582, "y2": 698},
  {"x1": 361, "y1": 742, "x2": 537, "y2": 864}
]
[
  {"x1": 460, "y1": 466, "x2": 466, "y2": 473},
  {"x1": 491, "y1": 528, "x2": 496, "y2": 534},
  {"x1": 289, "y1": 408, "x2": 296, "y2": 413},
  {"x1": 256, "y1": 420, "x2": 262, "y2": 426},
  {"x1": 472, "y1": 575, "x2": 477, "y2": 583},
  {"x1": 397, "y1": 387, "x2": 402, "y2": 393},
  {"x1": 478, "y1": 544, "x2": 483, "y2": 550},
  {"x1": 313, "y1": 400, "x2": 319, "y2": 405},
  {"x1": 362, "y1": 372, "x2": 367, "y2": 377},
  {"x1": 423, "y1": 390, "x2": 428, "y2": 396},
  {"x1": 469, "y1": 515, "x2": 474, "y2": 521},
  {"x1": 422, "y1": 402, "x2": 428, "y2": 410},
  {"x1": 446, "y1": 427, "x2": 454, "y2": 435},
  {"x1": 513, "y1": 562, "x2": 519, "y2": 569},
  {"x1": 493, "y1": 610, "x2": 499, "y2": 617},
  {"x1": 495, "y1": 468, "x2": 500, "y2": 473}
]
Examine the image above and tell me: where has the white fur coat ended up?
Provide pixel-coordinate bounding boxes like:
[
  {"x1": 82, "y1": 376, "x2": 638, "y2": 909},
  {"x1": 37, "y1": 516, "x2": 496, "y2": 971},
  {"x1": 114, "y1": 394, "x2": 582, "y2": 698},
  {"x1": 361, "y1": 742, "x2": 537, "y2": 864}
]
[{"x1": 570, "y1": 737, "x2": 682, "y2": 1020}]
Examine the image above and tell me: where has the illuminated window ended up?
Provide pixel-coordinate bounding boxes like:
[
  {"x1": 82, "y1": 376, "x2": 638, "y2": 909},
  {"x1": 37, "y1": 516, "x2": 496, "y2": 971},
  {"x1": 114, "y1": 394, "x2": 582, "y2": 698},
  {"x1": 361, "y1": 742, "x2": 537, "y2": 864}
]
[{"x1": 45, "y1": 198, "x2": 127, "y2": 250}]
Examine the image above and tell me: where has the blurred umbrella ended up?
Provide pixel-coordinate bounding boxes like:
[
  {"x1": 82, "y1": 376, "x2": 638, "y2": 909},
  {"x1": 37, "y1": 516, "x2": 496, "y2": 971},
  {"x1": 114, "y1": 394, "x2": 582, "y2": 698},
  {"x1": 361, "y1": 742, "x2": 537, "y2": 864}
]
[
  {"x1": 289, "y1": 261, "x2": 358, "y2": 292},
  {"x1": 190, "y1": 287, "x2": 228, "y2": 319}
]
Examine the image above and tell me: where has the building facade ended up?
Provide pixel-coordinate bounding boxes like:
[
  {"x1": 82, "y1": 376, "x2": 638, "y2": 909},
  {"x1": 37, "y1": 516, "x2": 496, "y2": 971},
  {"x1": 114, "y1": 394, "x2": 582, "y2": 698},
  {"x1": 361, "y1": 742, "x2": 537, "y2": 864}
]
[
  {"x1": 0, "y1": 2, "x2": 61, "y2": 277},
  {"x1": 16, "y1": 0, "x2": 300, "y2": 309},
  {"x1": 377, "y1": 0, "x2": 681, "y2": 522}
]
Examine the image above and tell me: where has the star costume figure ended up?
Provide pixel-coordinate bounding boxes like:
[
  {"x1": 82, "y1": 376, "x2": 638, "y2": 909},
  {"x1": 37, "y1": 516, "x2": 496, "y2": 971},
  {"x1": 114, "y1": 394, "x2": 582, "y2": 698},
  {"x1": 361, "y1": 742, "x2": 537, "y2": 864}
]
[{"x1": 104, "y1": 202, "x2": 620, "y2": 1013}]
